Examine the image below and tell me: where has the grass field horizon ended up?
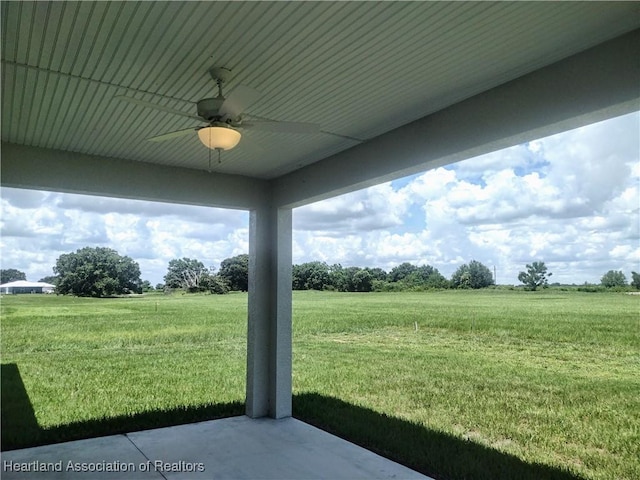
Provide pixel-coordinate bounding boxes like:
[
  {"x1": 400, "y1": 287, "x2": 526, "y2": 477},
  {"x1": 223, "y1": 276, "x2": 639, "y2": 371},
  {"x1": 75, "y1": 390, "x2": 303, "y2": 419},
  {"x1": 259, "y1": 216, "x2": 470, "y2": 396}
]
[{"x1": 2, "y1": 290, "x2": 638, "y2": 479}]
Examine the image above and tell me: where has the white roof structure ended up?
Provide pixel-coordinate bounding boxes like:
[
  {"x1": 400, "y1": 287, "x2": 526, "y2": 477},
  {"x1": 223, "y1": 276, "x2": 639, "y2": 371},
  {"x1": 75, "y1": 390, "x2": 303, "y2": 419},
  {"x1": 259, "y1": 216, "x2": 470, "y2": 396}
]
[
  {"x1": 2, "y1": 3, "x2": 638, "y2": 208},
  {"x1": 0, "y1": 280, "x2": 55, "y2": 289},
  {"x1": 1, "y1": 2, "x2": 638, "y2": 420}
]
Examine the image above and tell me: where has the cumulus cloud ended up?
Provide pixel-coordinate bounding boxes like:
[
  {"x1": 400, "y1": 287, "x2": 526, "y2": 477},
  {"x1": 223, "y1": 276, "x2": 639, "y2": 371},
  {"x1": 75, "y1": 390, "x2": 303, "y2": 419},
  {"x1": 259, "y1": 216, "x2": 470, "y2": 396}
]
[
  {"x1": 1, "y1": 112, "x2": 638, "y2": 285},
  {"x1": 293, "y1": 112, "x2": 640, "y2": 283},
  {"x1": 293, "y1": 182, "x2": 408, "y2": 235},
  {"x1": 0, "y1": 189, "x2": 249, "y2": 283}
]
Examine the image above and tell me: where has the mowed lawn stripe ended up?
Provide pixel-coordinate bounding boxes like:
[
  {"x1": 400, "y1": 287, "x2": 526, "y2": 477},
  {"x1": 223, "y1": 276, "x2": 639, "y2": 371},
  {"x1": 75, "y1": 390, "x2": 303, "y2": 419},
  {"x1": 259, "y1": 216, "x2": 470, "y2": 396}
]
[
  {"x1": 292, "y1": 290, "x2": 639, "y2": 480},
  {"x1": 2, "y1": 290, "x2": 638, "y2": 480}
]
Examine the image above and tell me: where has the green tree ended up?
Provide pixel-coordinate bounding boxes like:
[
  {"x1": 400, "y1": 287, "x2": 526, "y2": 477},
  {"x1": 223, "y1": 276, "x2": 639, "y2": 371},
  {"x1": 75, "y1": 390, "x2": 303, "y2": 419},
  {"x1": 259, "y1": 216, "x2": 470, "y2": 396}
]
[
  {"x1": 518, "y1": 261, "x2": 552, "y2": 291},
  {"x1": 407, "y1": 265, "x2": 449, "y2": 289},
  {"x1": 219, "y1": 254, "x2": 249, "y2": 291},
  {"x1": 327, "y1": 264, "x2": 346, "y2": 291},
  {"x1": 631, "y1": 271, "x2": 640, "y2": 290},
  {"x1": 452, "y1": 260, "x2": 494, "y2": 289},
  {"x1": 164, "y1": 258, "x2": 209, "y2": 291},
  {"x1": 54, "y1": 247, "x2": 141, "y2": 297},
  {"x1": 389, "y1": 262, "x2": 417, "y2": 282},
  {"x1": 367, "y1": 267, "x2": 388, "y2": 282},
  {"x1": 292, "y1": 261, "x2": 330, "y2": 291},
  {"x1": 600, "y1": 270, "x2": 627, "y2": 288},
  {"x1": 327, "y1": 266, "x2": 385, "y2": 292},
  {"x1": 141, "y1": 280, "x2": 154, "y2": 292},
  {"x1": 339, "y1": 266, "x2": 357, "y2": 291},
  {"x1": 1, "y1": 269, "x2": 26, "y2": 284},
  {"x1": 352, "y1": 268, "x2": 374, "y2": 292},
  {"x1": 202, "y1": 273, "x2": 230, "y2": 294},
  {"x1": 292, "y1": 264, "x2": 306, "y2": 290},
  {"x1": 339, "y1": 267, "x2": 369, "y2": 292},
  {"x1": 38, "y1": 275, "x2": 59, "y2": 285}
]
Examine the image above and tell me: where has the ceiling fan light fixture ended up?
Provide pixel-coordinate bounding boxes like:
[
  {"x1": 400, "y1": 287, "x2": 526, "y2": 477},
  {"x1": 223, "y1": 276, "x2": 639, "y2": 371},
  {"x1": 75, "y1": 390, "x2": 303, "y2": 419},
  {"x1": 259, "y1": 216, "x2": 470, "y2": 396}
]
[{"x1": 197, "y1": 124, "x2": 241, "y2": 150}]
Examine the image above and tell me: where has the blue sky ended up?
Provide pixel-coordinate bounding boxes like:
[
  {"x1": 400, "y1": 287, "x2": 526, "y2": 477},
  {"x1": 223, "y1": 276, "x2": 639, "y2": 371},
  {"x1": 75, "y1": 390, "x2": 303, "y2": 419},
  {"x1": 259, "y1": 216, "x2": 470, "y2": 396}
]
[{"x1": 1, "y1": 112, "x2": 638, "y2": 286}]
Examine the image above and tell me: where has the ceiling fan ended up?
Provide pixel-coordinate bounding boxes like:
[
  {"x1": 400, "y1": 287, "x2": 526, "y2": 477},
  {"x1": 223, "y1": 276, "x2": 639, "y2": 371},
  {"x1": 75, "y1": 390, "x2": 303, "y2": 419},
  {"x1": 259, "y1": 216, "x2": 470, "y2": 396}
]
[{"x1": 115, "y1": 66, "x2": 321, "y2": 152}]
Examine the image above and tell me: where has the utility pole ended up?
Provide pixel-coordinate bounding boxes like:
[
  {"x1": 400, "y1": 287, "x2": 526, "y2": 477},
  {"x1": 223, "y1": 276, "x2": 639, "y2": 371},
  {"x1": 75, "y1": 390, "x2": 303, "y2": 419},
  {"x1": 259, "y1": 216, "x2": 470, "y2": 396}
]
[{"x1": 494, "y1": 265, "x2": 497, "y2": 285}]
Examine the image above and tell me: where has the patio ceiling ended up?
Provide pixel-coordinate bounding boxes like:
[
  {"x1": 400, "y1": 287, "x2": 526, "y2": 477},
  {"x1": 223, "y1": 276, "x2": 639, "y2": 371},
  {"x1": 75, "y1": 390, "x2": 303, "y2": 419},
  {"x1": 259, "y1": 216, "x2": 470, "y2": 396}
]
[{"x1": 2, "y1": 1, "x2": 639, "y2": 187}]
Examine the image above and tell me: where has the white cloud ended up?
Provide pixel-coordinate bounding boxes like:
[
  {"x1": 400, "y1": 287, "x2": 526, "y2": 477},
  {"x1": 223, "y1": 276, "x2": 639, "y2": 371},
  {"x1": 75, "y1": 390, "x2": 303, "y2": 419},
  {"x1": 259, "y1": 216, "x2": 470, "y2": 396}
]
[
  {"x1": 0, "y1": 190, "x2": 250, "y2": 284},
  {"x1": 293, "y1": 112, "x2": 640, "y2": 284},
  {"x1": 293, "y1": 182, "x2": 409, "y2": 235},
  {"x1": 1, "y1": 112, "x2": 638, "y2": 286}
]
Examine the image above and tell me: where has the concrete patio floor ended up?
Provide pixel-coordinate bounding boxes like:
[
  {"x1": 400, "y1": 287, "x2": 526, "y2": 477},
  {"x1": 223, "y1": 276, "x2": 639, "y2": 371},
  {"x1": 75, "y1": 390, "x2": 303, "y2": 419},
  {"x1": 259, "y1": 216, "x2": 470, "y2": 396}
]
[{"x1": 1, "y1": 416, "x2": 432, "y2": 479}]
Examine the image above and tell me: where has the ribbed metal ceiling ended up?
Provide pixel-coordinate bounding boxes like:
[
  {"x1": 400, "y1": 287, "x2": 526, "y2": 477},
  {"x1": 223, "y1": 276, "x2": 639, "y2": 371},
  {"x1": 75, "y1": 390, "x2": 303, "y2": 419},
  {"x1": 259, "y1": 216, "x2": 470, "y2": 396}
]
[{"x1": 2, "y1": 1, "x2": 638, "y2": 178}]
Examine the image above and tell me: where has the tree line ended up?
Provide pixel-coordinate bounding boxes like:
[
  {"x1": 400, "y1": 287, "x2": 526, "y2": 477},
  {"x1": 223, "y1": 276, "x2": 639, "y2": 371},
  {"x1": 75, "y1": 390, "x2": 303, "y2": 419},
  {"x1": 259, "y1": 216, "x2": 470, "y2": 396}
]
[
  {"x1": 2, "y1": 247, "x2": 638, "y2": 298},
  {"x1": 292, "y1": 260, "x2": 493, "y2": 292},
  {"x1": 161, "y1": 256, "x2": 248, "y2": 294}
]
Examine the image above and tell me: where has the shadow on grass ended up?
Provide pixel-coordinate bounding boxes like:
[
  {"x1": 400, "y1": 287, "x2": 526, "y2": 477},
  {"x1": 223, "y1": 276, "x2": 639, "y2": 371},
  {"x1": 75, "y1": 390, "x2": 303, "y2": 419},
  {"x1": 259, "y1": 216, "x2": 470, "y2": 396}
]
[
  {"x1": 293, "y1": 391, "x2": 586, "y2": 480},
  {"x1": 1, "y1": 369, "x2": 584, "y2": 479},
  {"x1": 1, "y1": 363, "x2": 244, "y2": 452},
  {"x1": 1, "y1": 363, "x2": 41, "y2": 450}
]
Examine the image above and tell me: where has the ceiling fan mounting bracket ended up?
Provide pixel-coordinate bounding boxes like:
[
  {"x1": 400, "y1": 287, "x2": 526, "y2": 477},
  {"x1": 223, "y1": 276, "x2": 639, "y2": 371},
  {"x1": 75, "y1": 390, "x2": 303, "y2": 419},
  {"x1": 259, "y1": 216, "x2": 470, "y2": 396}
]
[{"x1": 208, "y1": 66, "x2": 232, "y2": 84}]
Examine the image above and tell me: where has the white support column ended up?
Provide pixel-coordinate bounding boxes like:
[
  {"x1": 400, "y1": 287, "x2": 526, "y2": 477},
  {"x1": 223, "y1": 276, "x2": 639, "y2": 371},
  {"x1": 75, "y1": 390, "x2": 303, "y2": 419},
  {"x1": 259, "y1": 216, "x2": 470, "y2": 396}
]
[{"x1": 246, "y1": 203, "x2": 293, "y2": 419}]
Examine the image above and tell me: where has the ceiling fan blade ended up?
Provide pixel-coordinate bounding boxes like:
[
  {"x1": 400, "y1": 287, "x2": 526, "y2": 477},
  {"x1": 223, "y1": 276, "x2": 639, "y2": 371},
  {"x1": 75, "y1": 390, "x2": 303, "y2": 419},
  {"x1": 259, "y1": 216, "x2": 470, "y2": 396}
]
[
  {"x1": 116, "y1": 95, "x2": 203, "y2": 122},
  {"x1": 148, "y1": 127, "x2": 199, "y2": 142},
  {"x1": 242, "y1": 119, "x2": 321, "y2": 134},
  {"x1": 219, "y1": 85, "x2": 262, "y2": 119}
]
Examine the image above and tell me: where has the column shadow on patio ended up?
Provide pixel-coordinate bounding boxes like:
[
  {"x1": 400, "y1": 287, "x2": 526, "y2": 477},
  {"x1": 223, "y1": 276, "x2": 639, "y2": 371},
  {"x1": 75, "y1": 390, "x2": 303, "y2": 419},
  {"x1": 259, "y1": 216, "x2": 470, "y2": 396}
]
[{"x1": 293, "y1": 391, "x2": 586, "y2": 480}]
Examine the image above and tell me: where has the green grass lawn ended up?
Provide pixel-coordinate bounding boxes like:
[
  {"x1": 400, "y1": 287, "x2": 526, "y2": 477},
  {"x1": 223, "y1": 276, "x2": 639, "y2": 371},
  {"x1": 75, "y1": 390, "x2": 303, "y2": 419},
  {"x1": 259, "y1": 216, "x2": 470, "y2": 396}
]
[{"x1": 1, "y1": 290, "x2": 638, "y2": 480}]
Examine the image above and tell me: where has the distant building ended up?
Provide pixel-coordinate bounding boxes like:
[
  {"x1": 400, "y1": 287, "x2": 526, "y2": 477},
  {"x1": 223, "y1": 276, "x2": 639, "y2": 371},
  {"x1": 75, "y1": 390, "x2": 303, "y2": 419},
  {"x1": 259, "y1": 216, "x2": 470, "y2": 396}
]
[{"x1": 0, "y1": 280, "x2": 55, "y2": 294}]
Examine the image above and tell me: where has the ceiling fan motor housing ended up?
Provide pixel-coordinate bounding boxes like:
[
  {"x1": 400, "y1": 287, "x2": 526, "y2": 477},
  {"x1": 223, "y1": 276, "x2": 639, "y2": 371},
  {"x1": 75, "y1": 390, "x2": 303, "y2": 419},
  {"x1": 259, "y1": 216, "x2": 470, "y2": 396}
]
[{"x1": 197, "y1": 97, "x2": 225, "y2": 121}]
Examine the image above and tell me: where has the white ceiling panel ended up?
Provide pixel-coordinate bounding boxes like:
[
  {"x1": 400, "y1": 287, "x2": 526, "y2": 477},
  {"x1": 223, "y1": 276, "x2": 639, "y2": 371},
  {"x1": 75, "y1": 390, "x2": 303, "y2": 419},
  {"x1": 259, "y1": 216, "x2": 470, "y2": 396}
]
[{"x1": 2, "y1": 1, "x2": 639, "y2": 179}]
